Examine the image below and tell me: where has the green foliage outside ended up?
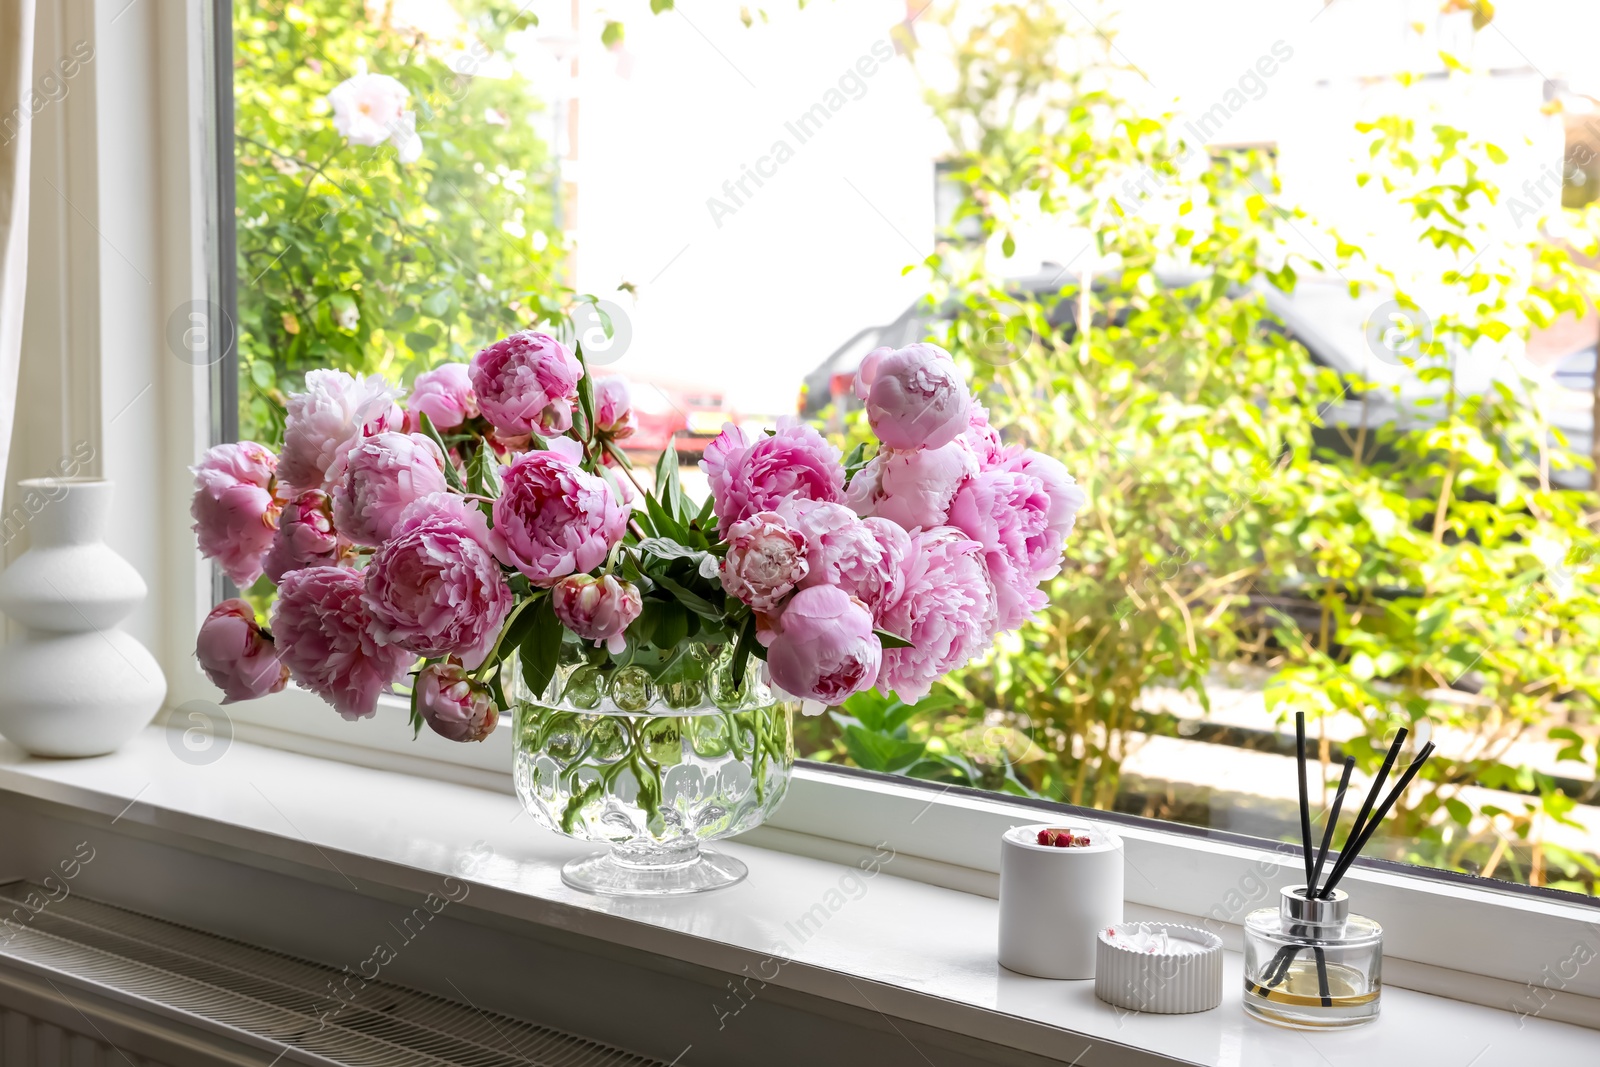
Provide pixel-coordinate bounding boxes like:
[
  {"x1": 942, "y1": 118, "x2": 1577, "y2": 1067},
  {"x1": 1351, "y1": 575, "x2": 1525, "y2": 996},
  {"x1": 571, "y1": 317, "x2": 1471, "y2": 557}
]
[
  {"x1": 233, "y1": 0, "x2": 567, "y2": 445},
  {"x1": 797, "y1": 2, "x2": 1600, "y2": 895}
]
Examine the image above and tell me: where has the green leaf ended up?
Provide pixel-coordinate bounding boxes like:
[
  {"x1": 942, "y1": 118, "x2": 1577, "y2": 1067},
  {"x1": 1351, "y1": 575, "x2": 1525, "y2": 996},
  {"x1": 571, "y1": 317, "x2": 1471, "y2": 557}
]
[
  {"x1": 653, "y1": 601, "x2": 690, "y2": 649},
  {"x1": 839, "y1": 688, "x2": 893, "y2": 731},
  {"x1": 643, "y1": 489, "x2": 690, "y2": 543},
  {"x1": 415, "y1": 412, "x2": 465, "y2": 493},
  {"x1": 466, "y1": 440, "x2": 501, "y2": 500},
  {"x1": 650, "y1": 0, "x2": 674, "y2": 12},
  {"x1": 843, "y1": 724, "x2": 926, "y2": 773},
  {"x1": 635, "y1": 537, "x2": 708, "y2": 563},
  {"x1": 600, "y1": 19, "x2": 624, "y2": 47},
  {"x1": 874, "y1": 629, "x2": 914, "y2": 650},
  {"x1": 654, "y1": 444, "x2": 687, "y2": 522},
  {"x1": 651, "y1": 572, "x2": 723, "y2": 620},
  {"x1": 520, "y1": 597, "x2": 564, "y2": 700},
  {"x1": 574, "y1": 342, "x2": 596, "y2": 441},
  {"x1": 493, "y1": 594, "x2": 545, "y2": 665},
  {"x1": 843, "y1": 441, "x2": 875, "y2": 483}
]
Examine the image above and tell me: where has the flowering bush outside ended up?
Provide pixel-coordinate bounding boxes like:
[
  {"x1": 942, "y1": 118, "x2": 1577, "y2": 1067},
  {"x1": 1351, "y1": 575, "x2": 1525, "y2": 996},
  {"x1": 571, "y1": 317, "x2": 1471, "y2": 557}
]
[{"x1": 232, "y1": 0, "x2": 567, "y2": 448}]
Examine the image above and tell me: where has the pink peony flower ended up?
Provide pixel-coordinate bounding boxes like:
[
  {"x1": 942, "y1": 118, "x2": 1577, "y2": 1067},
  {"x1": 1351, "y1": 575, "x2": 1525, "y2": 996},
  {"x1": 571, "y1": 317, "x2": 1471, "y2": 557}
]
[
  {"x1": 551, "y1": 574, "x2": 643, "y2": 654},
  {"x1": 593, "y1": 376, "x2": 637, "y2": 440},
  {"x1": 469, "y1": 331, "x2": 584, "y2": 436},
  {"x1": 194, "y1": 599, "x2": 289, "y2": 703},
  {"x1": 364, "y1": 494, "x2": 513, "y2": 668},
  {"x1": 947, "y1": 468, "x2": 1057, "y2": 632},
  {"x1": 1001, "y1": 449, "x2": 1087, "y2": 572},
  {"x1": 700, "y1": 416, "x2": 845, "y2": 536},
  {"x1": 845, "y1": 438, "x2": 978, "y2": 531},
  {"x1": 854, "y1": 345, "x2": 890, "y2": 401},
  {"x1": 874, "y1": 527, "x2": 996, "y2": 702},
  {"x1": 278, "y1": 369, "x2": 402, "y2": 493},
  {"x1": 272, "y1": 566, "x2": 414, "y2": 720},
  {"x1": 262, "y1": 489, "x2": 341, "y2": 584},
  {"x1": 858, "y1": 517, "x2": 913, "y2": 620},
  {"x1": 415, "y1": 662, "x2": 498, "y2": 742},
  {"x1": 961, "y1": 402, "x2": 1007, "y2": 469},
  {"x1": 858, "y1": 343, "x2": 971, "y2": 451},
  {"x1": 720, "y1": 510, "x2": 809, "y2": 611},
  {"x1": 191, "y1": 442, "x2": 280, "y2": 587},
  {"x1": 777, "y1": 499, "x2": 908, "y2": 619},
  {"x1": 491, "y1": 449, "x2": 628, "y2": 585},
  {"x1": 407, "y1": 363, "x2": 477, "y2": 430},
  {"x1": 765, "y1": 585, "x2": 882, "y2": 707},
  {"x1": 331, "y1": 432, "x2": 449, "y2": 547}
]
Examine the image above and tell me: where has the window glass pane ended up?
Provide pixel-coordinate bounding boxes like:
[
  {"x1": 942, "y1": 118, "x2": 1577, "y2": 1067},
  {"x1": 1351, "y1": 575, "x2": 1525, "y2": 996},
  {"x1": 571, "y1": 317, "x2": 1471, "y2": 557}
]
[{"x1": 228, "y1": 0, "x2": 1600, "y2": 899}]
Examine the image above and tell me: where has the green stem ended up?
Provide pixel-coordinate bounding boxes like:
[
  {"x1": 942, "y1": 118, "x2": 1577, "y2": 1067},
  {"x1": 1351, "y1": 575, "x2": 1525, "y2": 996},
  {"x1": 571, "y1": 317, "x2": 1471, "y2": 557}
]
[{"x1": 474, "y1": 594, "x2": 540, "y2": 683}]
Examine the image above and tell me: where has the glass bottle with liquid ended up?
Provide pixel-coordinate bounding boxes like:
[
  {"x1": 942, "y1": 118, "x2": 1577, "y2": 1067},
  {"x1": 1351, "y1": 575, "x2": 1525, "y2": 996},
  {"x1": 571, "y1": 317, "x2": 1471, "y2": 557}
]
[{"x1": 1243, "y1": 886, "x2": 1381, "y2": 1029}]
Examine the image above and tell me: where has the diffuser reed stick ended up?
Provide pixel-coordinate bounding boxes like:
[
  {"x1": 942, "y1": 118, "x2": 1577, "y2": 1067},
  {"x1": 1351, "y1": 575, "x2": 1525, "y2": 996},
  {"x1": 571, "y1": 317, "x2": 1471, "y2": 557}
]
[
  {"x1": 1296, "y1": 713, "x2": 1314, "y2": 889},
  {"x1": 1309, "y1": 757, "x2": 1355, "y2": 895}
]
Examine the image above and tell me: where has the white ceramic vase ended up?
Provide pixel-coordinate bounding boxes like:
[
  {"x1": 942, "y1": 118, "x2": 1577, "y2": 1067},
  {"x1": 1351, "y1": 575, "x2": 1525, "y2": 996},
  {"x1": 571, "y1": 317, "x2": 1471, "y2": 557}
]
[{"x1": 0, "y1": 478, "x2": 166, "y2": 756}]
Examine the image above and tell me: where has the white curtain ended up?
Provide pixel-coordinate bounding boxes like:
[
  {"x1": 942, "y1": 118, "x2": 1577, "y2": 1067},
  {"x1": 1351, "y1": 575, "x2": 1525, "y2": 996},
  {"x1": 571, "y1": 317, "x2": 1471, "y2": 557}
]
[{"x1": 0, "y1": 0, "x2": 35, "y2": 495}]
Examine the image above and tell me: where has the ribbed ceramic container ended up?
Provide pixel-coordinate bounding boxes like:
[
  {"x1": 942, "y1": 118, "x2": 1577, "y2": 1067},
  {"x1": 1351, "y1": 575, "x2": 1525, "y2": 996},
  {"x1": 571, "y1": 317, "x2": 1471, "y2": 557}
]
[{"x1": 1094, "y1": 922, "x2": 1224, "y2": 1014}]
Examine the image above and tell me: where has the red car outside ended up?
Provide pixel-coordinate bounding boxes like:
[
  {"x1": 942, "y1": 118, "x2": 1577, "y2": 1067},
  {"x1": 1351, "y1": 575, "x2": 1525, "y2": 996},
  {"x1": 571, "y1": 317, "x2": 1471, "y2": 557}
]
[{"x1": 596, "y1": 371, "x2": 736, "y2": 460}]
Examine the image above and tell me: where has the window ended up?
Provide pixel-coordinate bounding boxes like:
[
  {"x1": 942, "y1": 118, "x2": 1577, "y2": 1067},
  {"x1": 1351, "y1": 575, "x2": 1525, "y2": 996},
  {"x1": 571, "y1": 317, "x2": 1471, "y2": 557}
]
[{"x1": 213, "y1": 0, "x2": 1600, "y2": 906}]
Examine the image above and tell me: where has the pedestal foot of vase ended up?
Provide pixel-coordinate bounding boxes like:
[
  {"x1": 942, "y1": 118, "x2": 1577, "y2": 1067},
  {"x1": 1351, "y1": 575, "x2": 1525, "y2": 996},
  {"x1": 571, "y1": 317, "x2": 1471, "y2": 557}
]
[{"x1": 561, "y1": 841, "x2": 748, "y2": 896}]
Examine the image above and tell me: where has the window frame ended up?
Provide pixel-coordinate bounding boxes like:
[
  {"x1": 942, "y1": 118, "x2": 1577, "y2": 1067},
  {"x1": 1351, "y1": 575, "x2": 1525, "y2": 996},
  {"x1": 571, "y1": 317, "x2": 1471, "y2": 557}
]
[{"x1": 90, "y1": 0, "x2": 1600, "y2": 1026}]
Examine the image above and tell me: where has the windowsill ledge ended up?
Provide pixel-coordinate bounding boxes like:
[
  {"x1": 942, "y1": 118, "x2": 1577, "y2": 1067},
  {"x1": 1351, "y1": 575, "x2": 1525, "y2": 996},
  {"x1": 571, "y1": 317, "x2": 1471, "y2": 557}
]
[{"x1": 0, "y1": 728, "x2": 1593, "y2": 1067}]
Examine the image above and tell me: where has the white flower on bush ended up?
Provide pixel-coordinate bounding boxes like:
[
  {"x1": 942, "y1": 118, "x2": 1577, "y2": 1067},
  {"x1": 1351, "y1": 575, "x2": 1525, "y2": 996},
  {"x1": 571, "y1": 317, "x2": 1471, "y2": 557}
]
[{"x1": 326, "y1": 64, "x2": 423, "y2": 163}]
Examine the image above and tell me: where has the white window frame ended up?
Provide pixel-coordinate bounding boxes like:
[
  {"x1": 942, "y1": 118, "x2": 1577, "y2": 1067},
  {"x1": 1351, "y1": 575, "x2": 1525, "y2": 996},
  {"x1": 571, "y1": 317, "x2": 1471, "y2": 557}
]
[{"x1": 34, "y1": 0, "x2": 1600, "y2": 1028}]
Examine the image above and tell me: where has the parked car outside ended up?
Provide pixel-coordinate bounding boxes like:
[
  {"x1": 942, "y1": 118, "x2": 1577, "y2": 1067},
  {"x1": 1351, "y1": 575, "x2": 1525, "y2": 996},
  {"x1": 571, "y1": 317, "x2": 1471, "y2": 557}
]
[{"x1": 597, "y1": 371, "x2": 738, "y2": 460}]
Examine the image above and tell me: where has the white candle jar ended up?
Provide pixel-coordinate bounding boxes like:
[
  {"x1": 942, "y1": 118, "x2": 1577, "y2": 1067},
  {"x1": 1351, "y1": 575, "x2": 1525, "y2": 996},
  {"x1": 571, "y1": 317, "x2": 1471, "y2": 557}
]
[{"x1": 998, "y1": 823, "x2": 1124, "y2": 979}]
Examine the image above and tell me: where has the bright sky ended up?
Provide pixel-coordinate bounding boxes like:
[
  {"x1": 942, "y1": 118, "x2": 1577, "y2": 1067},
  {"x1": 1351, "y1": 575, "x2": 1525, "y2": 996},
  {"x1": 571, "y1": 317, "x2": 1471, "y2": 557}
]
[{"x1": 569, "y1": 0, "x2": 934, "y2": 416}]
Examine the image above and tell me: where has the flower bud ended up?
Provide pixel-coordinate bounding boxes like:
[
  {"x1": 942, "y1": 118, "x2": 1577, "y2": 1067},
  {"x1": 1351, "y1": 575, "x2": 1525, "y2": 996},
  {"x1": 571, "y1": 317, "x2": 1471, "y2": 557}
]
[
  {"x1": 416, "y1": 662, "x2": 498, "y2": 742},
  {"x1": 551, "y1": 574, "x2": 643, "y2": 654},
  {"x1": 195, "y1": 599, "x2": 289, "y2": 704},
  {"x1": 859, "y1": 343, "x2": 971, "y2": 451}
]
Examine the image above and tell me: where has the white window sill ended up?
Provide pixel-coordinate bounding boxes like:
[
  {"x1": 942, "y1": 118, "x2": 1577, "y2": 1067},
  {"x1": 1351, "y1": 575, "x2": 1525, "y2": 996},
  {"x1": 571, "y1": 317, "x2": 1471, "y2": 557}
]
[{"x1": 0, "y1": 728, "x2": 1593, "y2": 1066}]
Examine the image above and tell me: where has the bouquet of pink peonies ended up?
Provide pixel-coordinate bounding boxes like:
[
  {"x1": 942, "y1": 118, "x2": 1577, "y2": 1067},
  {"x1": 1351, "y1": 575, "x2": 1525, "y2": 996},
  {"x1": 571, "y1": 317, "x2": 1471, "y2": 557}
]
[{"x1": 190, "y1": 334, "x2": 1085, "y2": 739}]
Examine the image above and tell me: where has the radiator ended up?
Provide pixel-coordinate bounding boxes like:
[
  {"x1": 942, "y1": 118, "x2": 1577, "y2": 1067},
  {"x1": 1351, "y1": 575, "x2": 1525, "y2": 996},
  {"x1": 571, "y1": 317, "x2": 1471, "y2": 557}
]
[
  {"x1": 0, "y1": 882, "x2": 668, "y2": 1067},
  {"x1": 3, "y1": 1009, "x2": 170, "y2": 1067}
]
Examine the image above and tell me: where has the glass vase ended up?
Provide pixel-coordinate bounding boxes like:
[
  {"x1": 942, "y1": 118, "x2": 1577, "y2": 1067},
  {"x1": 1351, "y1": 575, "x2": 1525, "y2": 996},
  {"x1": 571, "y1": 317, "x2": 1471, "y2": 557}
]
[
  {"x1": 511, "y1": 634, "x2": 795, "y2": 896},
  {"x1": 1243, "y1": 886, "x2": 1382, "y2": 1029}
]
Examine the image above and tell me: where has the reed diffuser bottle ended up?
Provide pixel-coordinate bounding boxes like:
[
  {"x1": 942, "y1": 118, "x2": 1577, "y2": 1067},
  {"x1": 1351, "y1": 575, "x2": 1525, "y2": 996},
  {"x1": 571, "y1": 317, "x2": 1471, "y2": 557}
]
[
  {"x1": 1243, "y1": 886, "x2": 1381, "y2": 1028},
  {"x1": 1243, "y1": 713, "x2": 1433, "y2": 1029}
]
